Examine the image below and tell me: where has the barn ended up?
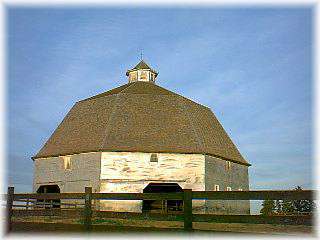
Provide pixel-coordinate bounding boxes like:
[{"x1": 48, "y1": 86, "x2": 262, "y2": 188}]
[{"x1": 32, "y1": 60, "x2": 251, "y2": 214}]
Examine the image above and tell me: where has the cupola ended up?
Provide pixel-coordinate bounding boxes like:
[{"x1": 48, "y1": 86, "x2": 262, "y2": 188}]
[{"x1": 126, "y1": 60, "x2": 158, "y2": 83}]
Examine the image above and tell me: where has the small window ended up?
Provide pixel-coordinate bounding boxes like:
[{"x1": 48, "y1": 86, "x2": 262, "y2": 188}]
[
  {"x1": 214, "y1": 185, "x2": 220, "y2": 191},
  {"x1": 63, "y1": 156, "x2": 71, "y2": 170},
  {"x1": 226, "y1": 161, "x2": 231, "y2": 170},
  {"x1": 130, "y1": 72, "x2": 137, "y2": 82},
  {"x1": 150, "y1": 153, "x2": 158, "y2": 163},
  {"x1": 140, "y1": 71, "x2": 147, "y2": 80},
  {"x1": 226, "y1": 187, "x2": 232, "y2": 191},
  {"x1": 238, "y1": 188, "x2": 243, "y2": 191}
]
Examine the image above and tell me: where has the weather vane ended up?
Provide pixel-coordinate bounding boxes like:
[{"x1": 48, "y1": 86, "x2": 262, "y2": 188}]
[{"x1": 140, "y1": 50, "x2": 143, "y2": 60}]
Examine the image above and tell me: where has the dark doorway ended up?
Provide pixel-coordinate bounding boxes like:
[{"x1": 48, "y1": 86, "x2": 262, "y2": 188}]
[
  {"x1": 142, "y1": 183, "x2": 183, "y2": 213},
  {"x1": 36, "y1": 185, "x2": 60, "y2": 208}
]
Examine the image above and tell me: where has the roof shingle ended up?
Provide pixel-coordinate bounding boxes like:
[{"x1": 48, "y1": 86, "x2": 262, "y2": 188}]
[{"x1": 33, "y1": 81, "x2": 249, "y2": 166}]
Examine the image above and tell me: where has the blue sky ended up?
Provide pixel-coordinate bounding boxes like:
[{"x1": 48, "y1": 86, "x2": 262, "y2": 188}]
[{"x1": 6, "y1": 6, "x2": 313, "y2": 205}]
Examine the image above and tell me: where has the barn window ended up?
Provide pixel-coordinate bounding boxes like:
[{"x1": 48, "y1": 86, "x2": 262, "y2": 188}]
[
  {"x1": 214, "y1": 185, "x2": 220, "y2": 191},
  {"x1": 226, "y1": 187, "x2": 232, "y2": 191},
  {"x1": 63, "y1": 156, "x2": 71, "y2": 170},
  {"x1": 226, "y1": 161, "x2": 231, "y2": 170},
  {"x1": 150, "y1": 153, "x2": 158, "y2": 163}
]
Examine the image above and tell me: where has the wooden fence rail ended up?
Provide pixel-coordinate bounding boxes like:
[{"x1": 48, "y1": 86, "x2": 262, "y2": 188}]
[{"x1": 4, "y1": 187, "x2": 315, "y2": 232}]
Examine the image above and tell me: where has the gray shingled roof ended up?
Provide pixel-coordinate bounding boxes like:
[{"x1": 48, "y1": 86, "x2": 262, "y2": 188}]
[{"x1": 33, "y1": 81, "x2": 249, "y2": 166}]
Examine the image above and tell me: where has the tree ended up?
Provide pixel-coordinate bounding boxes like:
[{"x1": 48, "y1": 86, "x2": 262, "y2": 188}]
[
  {"x1": 260, "y1": 200, "x2": 275, "y2": 216},
  {"x1": 260, "y1": 186, "x2": 316, "y2": 216},
  {"x1": 280, "y1": 186, "x2": 315, "y2": 215},
  {"x1": 275, "y1": 200, "x2": 283, "y2": 214},
  {"x1": 292, "y1": 186, "x2": 315, "y2": 214},
  {"x1": 282, "y1": 199, "x2": 294, "y2": 214}
]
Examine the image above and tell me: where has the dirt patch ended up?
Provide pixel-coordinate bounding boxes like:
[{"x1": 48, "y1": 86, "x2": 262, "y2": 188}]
[{"x1": 10, "y1": 216, "x2": 314, "y2": 235}]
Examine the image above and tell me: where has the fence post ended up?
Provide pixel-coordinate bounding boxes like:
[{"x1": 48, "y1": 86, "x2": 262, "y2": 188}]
[
  {"x1": 183, "y1": 189, "x2": 193, "y2": 231},
  {"x1": 6, "y1": 187, "x2": 14, "y2": 234},
  {"x1": 84, "y1": 187, "x2": 92, "y2": 232}
]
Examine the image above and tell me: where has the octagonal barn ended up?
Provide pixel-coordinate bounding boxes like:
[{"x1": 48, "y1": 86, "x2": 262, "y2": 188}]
[{"x1": 33, "y1": 60, "x2": 250, "y2": 214}]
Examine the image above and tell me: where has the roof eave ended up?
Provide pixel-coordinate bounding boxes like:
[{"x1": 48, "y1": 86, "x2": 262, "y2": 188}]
[
  {"x1": 32, "y1": 150, "x2": 250, "y2": 166},
  {"x1": 126, "y1": 68, "x2": 158, "y2": 76}
]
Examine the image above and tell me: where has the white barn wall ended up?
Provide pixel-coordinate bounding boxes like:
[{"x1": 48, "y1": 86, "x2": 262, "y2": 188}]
[
  {"x1": 33, "y1": 152, "x2": 101, "y2": 208},
  {"x1": 99, "y1": 152, "x2": 205, "y2": 212},
  {"x1": 205, "y1": 155, "x2": 250, "y2": 214},
  {"x1": 33, "y1": 151, "x2": 250, "y2": 214}
]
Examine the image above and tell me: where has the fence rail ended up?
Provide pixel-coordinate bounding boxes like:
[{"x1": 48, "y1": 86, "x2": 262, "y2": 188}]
[
  {"x1": 9, "y1": 190, "x2": 314, "y2": 201},
  {"x1": 4, "y1": 187, "x2": 314, "y2": 232}
]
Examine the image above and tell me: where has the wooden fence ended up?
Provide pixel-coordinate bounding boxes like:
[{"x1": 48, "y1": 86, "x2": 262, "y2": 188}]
[{"x1": 4, "y1": 187, "x2": 314, "y2": 233}]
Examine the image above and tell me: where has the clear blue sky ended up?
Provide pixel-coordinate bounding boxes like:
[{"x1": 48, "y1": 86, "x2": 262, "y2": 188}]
[{"x1": 7, "y1": 6, "x2": 313, "y2": 204}]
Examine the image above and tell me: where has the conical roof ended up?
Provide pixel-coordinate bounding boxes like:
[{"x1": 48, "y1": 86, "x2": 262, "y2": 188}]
[
  {"x1": 33, "y1": 81, "x2": 249, "y2": 166},
  {"x1": 132, "y1": 60, "x2": 152, "y2": 70},
  {"x1": 126, "y1": 60, "x2": 158, "y2": 77}
]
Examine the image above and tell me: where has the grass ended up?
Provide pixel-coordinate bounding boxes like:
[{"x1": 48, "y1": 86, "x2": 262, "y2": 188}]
[{"x1": 11, "y1": 212, "x2": 313, "y2": 235}]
